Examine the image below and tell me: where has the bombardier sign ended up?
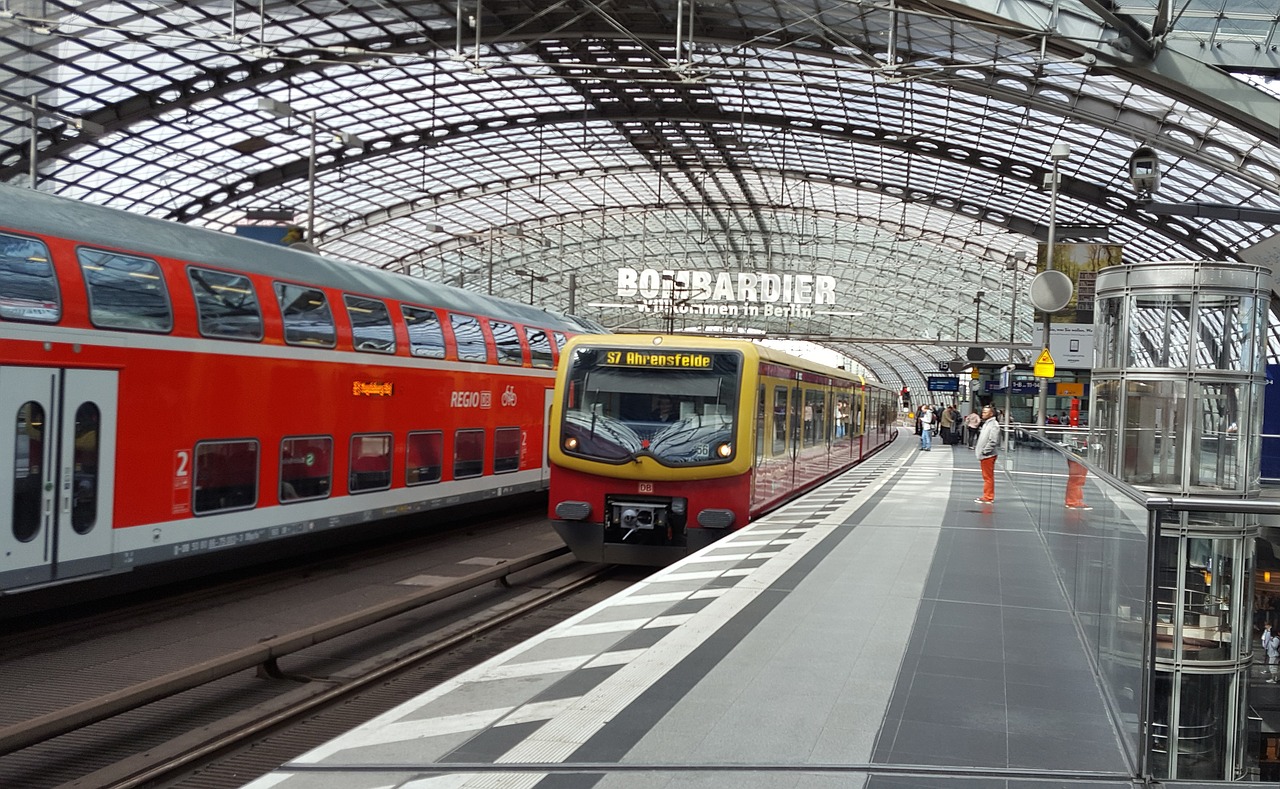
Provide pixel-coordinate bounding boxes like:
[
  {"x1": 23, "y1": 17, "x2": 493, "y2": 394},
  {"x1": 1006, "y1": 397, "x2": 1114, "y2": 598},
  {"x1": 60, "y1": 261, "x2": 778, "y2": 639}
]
[{"x1": 617, "y1": 267, "x2": 838, "y2": 319}]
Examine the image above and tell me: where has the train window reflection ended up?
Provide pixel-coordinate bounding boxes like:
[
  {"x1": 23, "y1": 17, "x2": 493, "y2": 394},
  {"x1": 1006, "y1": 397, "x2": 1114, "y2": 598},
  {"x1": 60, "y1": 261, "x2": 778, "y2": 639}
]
[
  {"x1": 0, "y1": 231, "x2": 60, "y2": 323},
  {"x1": 559, "y1": 347, "x2": 741, "y2": 466},
  {"x1": 406, "y1": 431, "x2": 443, "y2": 485},
  {"x1": 402, "y1": 306, "x2": 445, "y2": 358},
  {"x1": 526, "y1": 327, "x2": 554, "y2": 368},
  {"x1": 450, "y1": 314, "x2": 488, "y2": 362},
  {"x1": 280, "y1": 436, "x2": 332, "y2": 502},
  {"x1": 349, "y1": 433, "x2": 392, "y2": 493},
  {"x1": 494, "y1": 427, "x2": 521, "y2": 473},
  {"x1": 78, "y1": 248, "x2": 172, "y2": 333},
  {"x1": 345, "y1": 294, "x2": 395, "y2": 354},
  {"x1": 454, "y1": 429, "x2": 485, "y2": 478},
  {"x1": 71, "y1": 402, "x2": 100, "y2": 534},
  {"x1": 274, "y1": 282, "x2": 336, "y2": 348},
  {"x1": 193, "y1": 440, "x2": 259, "y2": 515},
  {"x1": 491, "y1": 320, "x2": 523, "y2": 365},
  {"x1": 13, "y1": 401, "x2": 43, "y2": 542},
  {"x1": 553, "y1": 332, "x2": 567, "y2": 352},
  {"x1": 188, "y1": 266, "x2": 263, "y2": 341}
]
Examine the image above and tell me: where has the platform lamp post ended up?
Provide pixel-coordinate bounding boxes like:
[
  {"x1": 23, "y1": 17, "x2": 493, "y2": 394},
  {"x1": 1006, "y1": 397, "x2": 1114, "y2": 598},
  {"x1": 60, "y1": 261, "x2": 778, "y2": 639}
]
[
  {"x1": 257, "y1": 98, "x2": 362, "y2": 245},
  {"x1": 1035, "y1": 142, "x2": 1072, "y2": 431}
]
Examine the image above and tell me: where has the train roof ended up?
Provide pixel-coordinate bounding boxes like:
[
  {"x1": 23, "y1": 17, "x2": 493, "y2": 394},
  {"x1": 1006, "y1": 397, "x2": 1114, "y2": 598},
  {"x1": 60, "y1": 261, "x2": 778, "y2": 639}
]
[
  {"x1": 0, "y1": 185, "x2": 596, "y2": 333},
  {"x1": 563, "y1": 333, "x2": 880, "y2": 386}
]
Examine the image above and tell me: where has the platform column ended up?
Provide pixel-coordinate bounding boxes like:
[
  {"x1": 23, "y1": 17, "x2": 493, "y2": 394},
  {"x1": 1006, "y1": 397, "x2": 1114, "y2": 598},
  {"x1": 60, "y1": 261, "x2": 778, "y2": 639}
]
[{"x1": 1092, "y1": 260, "x2": 1271, "y2": 780}]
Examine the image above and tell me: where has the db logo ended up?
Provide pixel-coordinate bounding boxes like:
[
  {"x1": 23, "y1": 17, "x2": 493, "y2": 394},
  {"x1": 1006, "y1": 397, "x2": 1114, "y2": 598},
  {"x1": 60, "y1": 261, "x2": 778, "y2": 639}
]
[
  {"x1": 501, "y1": 386, "x2": 517, "y2": 407},
  {"x1": 638, "y1": 482, "x2": 654, "y2": 493}
]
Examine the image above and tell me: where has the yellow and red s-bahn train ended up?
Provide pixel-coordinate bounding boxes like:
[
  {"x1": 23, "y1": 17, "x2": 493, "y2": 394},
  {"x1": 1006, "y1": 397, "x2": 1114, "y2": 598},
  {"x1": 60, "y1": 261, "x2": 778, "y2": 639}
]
[
  {"x1": 548, "y1": 334, "x2": 897, "y2": 565},
  {"x1": 0, "y1": 184, "x2": 600, "y2": 598}
]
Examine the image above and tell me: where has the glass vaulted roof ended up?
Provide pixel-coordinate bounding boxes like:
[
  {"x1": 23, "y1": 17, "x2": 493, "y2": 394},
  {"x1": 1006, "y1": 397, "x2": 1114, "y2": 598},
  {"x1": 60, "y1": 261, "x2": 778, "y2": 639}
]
[{"x1": 3, "y1": 0, "x2": 1280, "y2": 391}]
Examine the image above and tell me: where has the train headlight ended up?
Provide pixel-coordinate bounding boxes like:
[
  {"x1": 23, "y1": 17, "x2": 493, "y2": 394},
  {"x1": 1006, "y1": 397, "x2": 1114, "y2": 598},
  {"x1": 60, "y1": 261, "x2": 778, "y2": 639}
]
[
  {"x1": 564, "y1": 436, "x2": 579, "y2": 451},
  {"x1": 716, "y1": 442, "x2": 733, "y2": 458}
]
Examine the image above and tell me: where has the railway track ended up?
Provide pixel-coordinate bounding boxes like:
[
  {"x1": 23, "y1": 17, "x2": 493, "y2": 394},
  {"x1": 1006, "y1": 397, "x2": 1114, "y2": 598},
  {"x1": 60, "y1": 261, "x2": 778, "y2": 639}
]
[{"x1": 0, "y1": 515, "x2": 640, "y2": 789}]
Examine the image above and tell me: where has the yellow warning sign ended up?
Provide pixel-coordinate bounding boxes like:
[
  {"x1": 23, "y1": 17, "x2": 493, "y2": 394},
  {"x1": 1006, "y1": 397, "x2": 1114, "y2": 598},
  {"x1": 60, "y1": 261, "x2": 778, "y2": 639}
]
[{"x1": 1033, "y1": 348, "x2": 1055, "y2": 378}]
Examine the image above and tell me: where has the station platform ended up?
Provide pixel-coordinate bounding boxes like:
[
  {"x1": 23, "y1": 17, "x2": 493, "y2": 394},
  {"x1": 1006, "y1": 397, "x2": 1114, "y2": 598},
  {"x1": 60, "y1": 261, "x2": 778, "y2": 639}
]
[{"x1": 245, "y1": 431, "x2": 1141, "y2": 788}]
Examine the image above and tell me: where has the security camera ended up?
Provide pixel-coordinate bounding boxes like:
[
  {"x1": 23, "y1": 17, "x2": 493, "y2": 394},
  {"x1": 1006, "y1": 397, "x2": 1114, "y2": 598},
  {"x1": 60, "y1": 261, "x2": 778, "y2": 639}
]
[{"x1": 1128, "y1": 146, "x2": 1161, "y2": 196}]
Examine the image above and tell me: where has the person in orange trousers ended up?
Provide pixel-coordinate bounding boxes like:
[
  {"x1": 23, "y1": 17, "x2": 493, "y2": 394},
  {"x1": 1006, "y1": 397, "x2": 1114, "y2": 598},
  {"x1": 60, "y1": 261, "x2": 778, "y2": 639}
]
[
  {"x1": 973, "y1": 403, "x2": 999, "y2": 503},
  {"x1": 1065, "y1": 458, "x2": 1091, "y2": 510}
]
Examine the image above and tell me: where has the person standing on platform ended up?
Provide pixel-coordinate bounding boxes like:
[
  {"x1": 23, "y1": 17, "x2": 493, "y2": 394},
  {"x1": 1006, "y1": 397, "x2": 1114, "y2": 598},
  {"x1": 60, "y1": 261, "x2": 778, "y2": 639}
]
[
  {"x1": 963, "y1": 408, "x2": 981, "y2": 447},
  {"x1": 974, "y1": 403, "x2": 999, "y2": 504},
  {"x1": 918, "y1": 405, "x2": 934, "y2": 451}
]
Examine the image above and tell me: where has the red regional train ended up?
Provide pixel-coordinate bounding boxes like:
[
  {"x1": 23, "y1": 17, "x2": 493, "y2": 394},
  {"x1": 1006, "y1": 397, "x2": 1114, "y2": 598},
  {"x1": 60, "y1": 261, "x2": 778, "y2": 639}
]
[
  {"x1": 0, "y1": 184, "x2": 599, "y2": 598},
  {"x1": 548, "y1": 334, "x2": 897, "y2": 565}
]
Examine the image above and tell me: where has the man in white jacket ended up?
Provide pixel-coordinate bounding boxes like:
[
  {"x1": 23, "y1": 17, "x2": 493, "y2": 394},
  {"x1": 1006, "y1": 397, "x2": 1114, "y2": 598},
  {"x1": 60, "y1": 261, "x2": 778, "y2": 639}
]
[{"x1": 974, "y1": 404, "x2": 1000, "y2": 504}]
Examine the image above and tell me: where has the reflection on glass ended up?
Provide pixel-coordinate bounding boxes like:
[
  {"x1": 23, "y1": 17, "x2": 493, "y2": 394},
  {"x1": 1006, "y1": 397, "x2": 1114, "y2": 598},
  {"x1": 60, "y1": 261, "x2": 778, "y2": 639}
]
[
  {"x1": 0, "y1": 231, "x2": 60, "y2": 323},
  {"x1": 1123, "y1": 379, "x2": 1186, "y2": 487},
  {"x1": 1128, "y1": 294, "x2": 1191, "y2": 368},
  {"x1": 275, "y1": 283, "x2": 336, "y2": 347},
  {"x1": 13, "y1": 401, "x2": 44, "y2": 542},
  {"x1": 189, "y1": 267, "x2": 263, "y2": 340},
  {"x1": 280, "y1": 436, "x2": 332, "y2": 501},
  {"x1": 71, "y1": 402, "x2": 100, "y2": 534},
  {"x1": 79, "y1": 248, "x2": 173, "y2": 332},
  {"x1": 349, "y1": 433, "x2": 392, "y2": 492},
  {"x1": 345, "y1": 295, "x2": 395, "y2": 353}
]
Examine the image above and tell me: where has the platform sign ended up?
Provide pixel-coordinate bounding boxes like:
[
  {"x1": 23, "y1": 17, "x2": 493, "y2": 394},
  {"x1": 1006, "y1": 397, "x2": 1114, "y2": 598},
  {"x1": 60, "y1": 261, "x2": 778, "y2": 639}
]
[
  {"x1": 1034, "y1": 348, "x2": 1055, "y2": 378},
  {"x1": 926, "y1": 376, "x2": 959, "y2": 392}
]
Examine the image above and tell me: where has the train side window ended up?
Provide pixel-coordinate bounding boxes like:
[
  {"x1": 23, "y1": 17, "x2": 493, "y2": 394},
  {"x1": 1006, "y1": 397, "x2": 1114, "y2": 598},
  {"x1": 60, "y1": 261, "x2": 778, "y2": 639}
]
[
  {"x1": 280, "y1": 436, "x2": 332, "y2": 502},
  {"x1": 188, "y1": 266, "x2": 263, "y2": 341},
  {"x1": 803, "y1": 389, "x2": 825, "y2": 448},
  {"x1": 450, "y1": 314, "x2": 488, "y2": 362},
  {"x1": 0, "y1": 232, "x2": 60, "y2": 323},
  {"x1": 274, "y1": 282, "x2": 336, "y2": 348},
  {"x1": 553, "y1": 332, "x2": 567, "y2": 352},
  {"x1": 525, "y1": 327, "x2": 554, "y2": 368},
  {"x1": 71, "y1": 402, "x2": 100, "y2": 534},
  {"x1": 193, "y1": 440, "x2": 259, "y2": 515},
  {"x1": 494, "y1": 427, "x2": 521, "y2": 473},
  {"x1": 453, "y1": 428, "x2": 485, "y2": 478},
  {"x1": 491, "y1": 320, "x2": 523, "y2": 365},
  {"x1": 406, "y1": 431, "x2": 443, "y2": 485},
  {"x1": 771, "y1": 386, "x2": 788, "y2": 455},
  {"x1": 344, "y1": 294, "x2": 395, "y2": 354},
  {"x1": 402, "y1": 306, "x2": 445, "y2": 358},
  {"x1": 78, "y1": 248, "x2": 172, "y2": 333},
  {"x1": 12, "y1": 401, "x2": 44, "y2": 542},
  {"x1": 349, "y1": 433, "x2": 392, "y2": 493}
]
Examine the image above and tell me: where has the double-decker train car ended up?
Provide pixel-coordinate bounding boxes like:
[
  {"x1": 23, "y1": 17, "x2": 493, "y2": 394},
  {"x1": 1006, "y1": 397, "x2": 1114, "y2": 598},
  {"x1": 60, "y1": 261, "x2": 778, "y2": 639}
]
[
  {"x1": 548, "y1": 334, "x2": 897, "y2": 565},
  {"x1": 0, "y1": 184, "x2": 599, "y2": 597}
]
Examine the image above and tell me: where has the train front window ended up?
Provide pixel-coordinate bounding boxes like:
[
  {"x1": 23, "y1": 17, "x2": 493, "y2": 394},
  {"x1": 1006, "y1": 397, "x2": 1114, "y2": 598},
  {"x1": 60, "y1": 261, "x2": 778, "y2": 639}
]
[{"x1": 560, "y1": 347, "x2": 740, "y2": 465}]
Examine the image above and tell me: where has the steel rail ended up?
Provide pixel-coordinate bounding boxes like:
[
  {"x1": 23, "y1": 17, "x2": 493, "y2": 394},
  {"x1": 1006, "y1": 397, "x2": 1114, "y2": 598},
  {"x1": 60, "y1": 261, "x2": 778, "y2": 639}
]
[
  {"x1": 87, "y1": 563, "x2": 610, "y2": 789},
  {"x1": 0, "y1": 545, "x2": 570, "y2": 756}
]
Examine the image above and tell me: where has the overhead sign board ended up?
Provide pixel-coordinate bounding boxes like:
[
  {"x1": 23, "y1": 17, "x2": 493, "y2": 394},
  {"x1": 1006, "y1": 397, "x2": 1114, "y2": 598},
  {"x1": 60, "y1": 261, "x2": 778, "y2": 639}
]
[{"x1": 927, "y1": 376, "x2": 960, "y2": 392}]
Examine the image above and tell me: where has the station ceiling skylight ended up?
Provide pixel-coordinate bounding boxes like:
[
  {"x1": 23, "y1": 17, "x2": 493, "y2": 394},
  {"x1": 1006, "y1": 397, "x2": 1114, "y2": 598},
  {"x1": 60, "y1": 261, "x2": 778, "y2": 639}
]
[{"x1": 3, "y1": 0, "x2": 1280, "y2": 389}]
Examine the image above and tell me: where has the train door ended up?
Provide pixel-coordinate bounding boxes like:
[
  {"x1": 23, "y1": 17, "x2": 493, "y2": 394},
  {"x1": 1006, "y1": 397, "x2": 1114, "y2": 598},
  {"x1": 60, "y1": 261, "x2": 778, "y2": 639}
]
[
  {"x1": 0, "y1": 367, "x2": 117, "y2": 590},
  {"x1": 541, "y1": 388, "x2": 554, "y2": 486}
]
